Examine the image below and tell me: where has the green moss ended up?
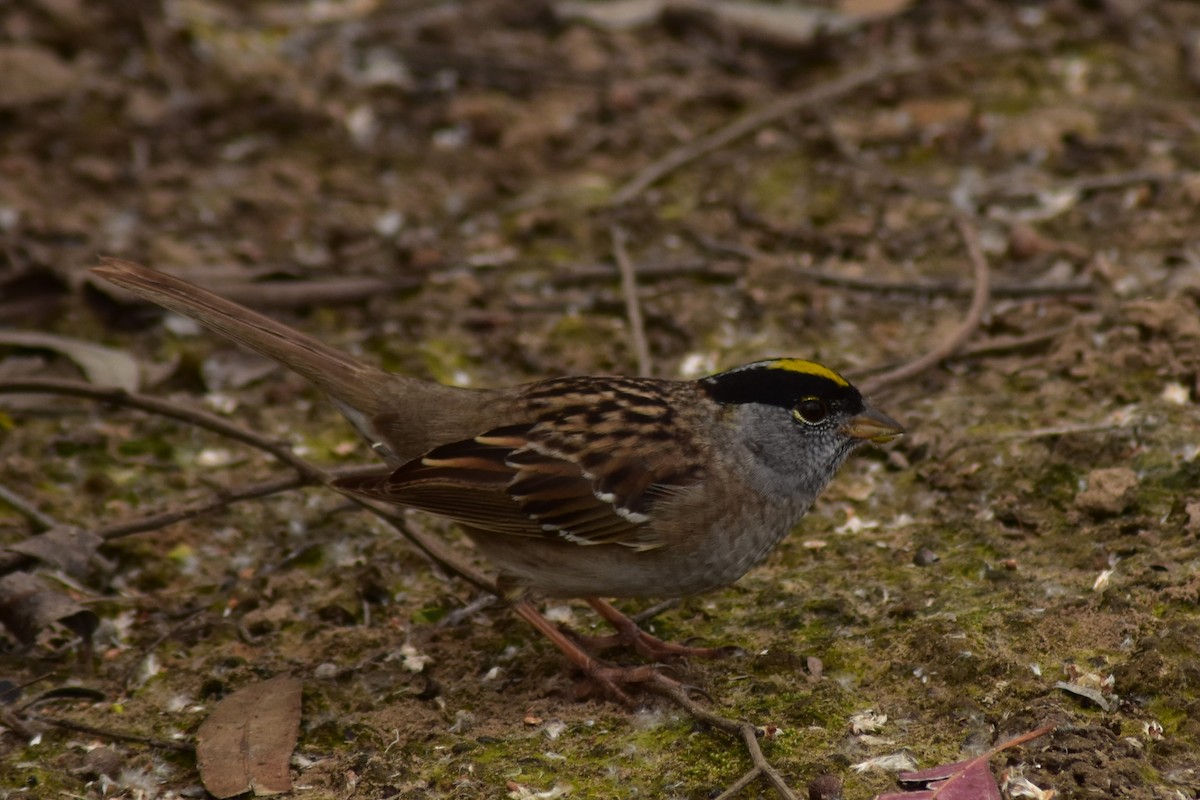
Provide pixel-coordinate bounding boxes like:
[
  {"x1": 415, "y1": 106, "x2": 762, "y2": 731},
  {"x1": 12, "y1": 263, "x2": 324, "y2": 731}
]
[
  {"x1": 749, "y1": 155, "x2": 813, "y2": 224},
  {"x1": 4, "y1": 756, "x2": 76, "y2": 796},
  {"x1": 412, "y1": 604, "x2": 448, "y2": 624},
  {"x1": 1147, "y1": 700, "x2": 1191, "y2": 735},
  {"x1": 417, "y1": 337, "x2": 480, "y2": 385}
]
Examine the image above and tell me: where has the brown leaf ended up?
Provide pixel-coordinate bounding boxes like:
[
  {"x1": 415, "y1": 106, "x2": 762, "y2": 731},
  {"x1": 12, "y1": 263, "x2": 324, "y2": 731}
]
[
  {"x1": 0, "y1": 45, "x2": 77, "y2": 108},
  {"x1": 875, "y1": 723, "x2": 1055, "y2": 800},
  {"x1": 877, "y1": 756, "x2": 1003, "y2": 800},
  {"x1": 196, "y1": 674, "x2": 303, "y2": 798},
  {"x1": 0, "y1": 572, "x2": 99, "y2": 645},
  {"x1": 840, "y1": 0, "x2": 913, "y2": 21},
  {"x1": 6, "y1": 525, "x2": 104, "y2": 577},
  {"x1": 0, "y1": 331, "x2": 141, "y2": 391}
]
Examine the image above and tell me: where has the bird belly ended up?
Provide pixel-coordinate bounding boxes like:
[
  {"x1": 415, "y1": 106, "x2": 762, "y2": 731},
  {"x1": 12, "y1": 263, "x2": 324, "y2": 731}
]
[{"x1": 464, "y1": 499, "x2": 804, "y2": 599}]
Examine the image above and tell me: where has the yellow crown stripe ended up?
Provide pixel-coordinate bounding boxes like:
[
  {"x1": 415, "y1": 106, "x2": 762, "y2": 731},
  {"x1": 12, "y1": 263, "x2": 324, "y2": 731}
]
[{"x1": 768, "y1": 359, "x2": 849, "y2": 387}]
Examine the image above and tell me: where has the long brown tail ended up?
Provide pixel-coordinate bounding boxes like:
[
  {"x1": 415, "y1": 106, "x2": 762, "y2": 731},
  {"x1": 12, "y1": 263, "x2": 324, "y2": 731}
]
[{"x1": 92, "y1": 258, "x2": 400, "y2": 418}]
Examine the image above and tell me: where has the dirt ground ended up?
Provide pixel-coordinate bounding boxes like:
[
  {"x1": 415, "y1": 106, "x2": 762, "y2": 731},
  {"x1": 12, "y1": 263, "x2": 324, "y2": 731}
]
[{"x1": 2, "y1": 0, "x2": 1200, "y2": 798}]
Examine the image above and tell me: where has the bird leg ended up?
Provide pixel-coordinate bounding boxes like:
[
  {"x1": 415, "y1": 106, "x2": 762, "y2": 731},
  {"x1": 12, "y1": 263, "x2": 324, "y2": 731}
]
[
  {"x1": 583, "y1": 597, "x2": 735, "y2": 661},
  {"x1": 512, "y1": 599, "x2": 674, "y2": 706}
]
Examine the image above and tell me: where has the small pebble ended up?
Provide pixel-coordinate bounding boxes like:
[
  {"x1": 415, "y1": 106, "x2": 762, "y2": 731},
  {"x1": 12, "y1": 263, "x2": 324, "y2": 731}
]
[
  {"x1": 913, "y1": 547, "x2": 940, "y2": 566},
  {"x1": 79, "y1": 746, "x2": 122, "y2": 779},
  {"x1": 808, "y1": 773, "x2": 843, "y2": 800},
  {"x1": 1075, "y1": 467, "x2": 1138, "y2": 516}
]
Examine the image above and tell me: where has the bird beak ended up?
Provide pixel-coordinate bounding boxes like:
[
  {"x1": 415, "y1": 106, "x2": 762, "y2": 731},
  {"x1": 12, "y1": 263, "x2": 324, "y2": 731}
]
[{"x1": 841, "y1": 405, "x2": 905, "y2": 443}]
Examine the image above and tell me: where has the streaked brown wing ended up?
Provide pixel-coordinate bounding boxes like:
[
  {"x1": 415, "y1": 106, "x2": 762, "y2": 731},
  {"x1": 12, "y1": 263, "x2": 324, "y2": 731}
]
[
  {"x1": 334, "y1": 431, "x2": 539, "y2": 535},
  {"x1": 333, "y1": 396, "x2": 707, "y2": 550}
]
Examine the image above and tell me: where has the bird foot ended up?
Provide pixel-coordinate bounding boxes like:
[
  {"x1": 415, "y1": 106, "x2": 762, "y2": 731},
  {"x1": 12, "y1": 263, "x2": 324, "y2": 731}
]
[
  {"x1": 572, "y1": 629, "x2": 738, "y2": 661},
  {"x1": 572, "y1": 663, "x2": 673, "y2": 706},
  {"x1": 514, "y1": 599, "x2": 703, "y2": 705},
  {"x1": 512, "y1": 598, "x2": 735, "y2": 705},
  {"x1": 573, "y1": 665, "x2": 717, "y2": 707},
  {"x1": 583, "y1": 597, "x2": 739, "y2": 661}
]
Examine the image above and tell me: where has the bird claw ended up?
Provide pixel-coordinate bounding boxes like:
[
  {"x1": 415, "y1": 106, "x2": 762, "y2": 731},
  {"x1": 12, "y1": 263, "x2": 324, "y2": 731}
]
[{"x1": 575, "y1": 663, "x2": 683, "y2": 707}]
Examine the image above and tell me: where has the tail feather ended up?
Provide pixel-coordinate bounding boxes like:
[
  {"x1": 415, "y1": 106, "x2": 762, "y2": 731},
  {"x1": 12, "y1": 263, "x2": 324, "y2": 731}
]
[
  {"x1": 93, "y1": 258, "x2": 396, "y2": 417},
  {"x1": 92, "y1": 258, "x2": 497, "y2": 464}
]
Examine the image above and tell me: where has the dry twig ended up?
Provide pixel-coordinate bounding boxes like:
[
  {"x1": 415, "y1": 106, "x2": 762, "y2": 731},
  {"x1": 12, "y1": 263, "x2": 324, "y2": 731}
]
[
  {"x1": 979, "y1": 168, "x2": 1170, "y2": 200},
  {"x1": 785, "y1": 266, "x2": 1082, "y2": 299},
  {"x1": 0, "y1": 379, "x2": 486, "y2": 591},
  {"x1": 860, "y1": 216, "x2": 992, "y2": 395},
  {"x1": 612, "y1": 42, "x2": 1034, "y2": 206},
  {"x1": 0, "y1": 379, "x2": 323, "y2": 481},
  {"x1": 613, "y1": 54, "x2": 919, "y2": 205},
  {"x1": 0, "y1": 483, "x2": 59, "y2": 532},
  {"x1": 692, "y1": 233, "x2": 1090, "y2": 298},
  {"x1": 611, "y1": 225, "x2": 653, "y2": 377},
  {"x1": 31, "y1": 714, "x2": 194, "y2": 753},
  {"x1": 644, "y1": 675, "x2": 799, "y2": 800}
]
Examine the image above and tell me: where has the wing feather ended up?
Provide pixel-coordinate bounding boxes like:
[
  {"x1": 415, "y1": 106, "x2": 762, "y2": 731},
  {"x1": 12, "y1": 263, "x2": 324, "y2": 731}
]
[{"x1": 332, "y1": 378, "x2": 709, "y2": 550}]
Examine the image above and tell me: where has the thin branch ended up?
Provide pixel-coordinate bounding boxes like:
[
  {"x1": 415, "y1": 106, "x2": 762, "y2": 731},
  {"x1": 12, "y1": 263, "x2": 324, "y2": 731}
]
[
  {"x1": 690, "y1": 234, "x2": 1090, "y2": 298},
  {"x1": 0, "y1": 379, "x2": 324, "y2": 482},
  {"x1": 979, "y1": 168, "x2": 1169, "y2": 200},
  {"x1": 860, "y1": 216, "x2": 992, "y2": 395},
  {"x1": 614, "y1": 54, "x2": 917, "y2": 205},
  {"x1": 0, "y1": 379, "x2": 492, "y2": 594},
  {"x1": 711, "y1": 766, "x2": 763, "y2": 800},
  {"x1": 994, "y1": 421, "x2": 1141, "y2": 441},
  {"x1": 97, "y1": 275, "x2": 423, "y2": 311},
  {"x1": 549, "y1": 259, "x2": 740, "y2": 286},
  {"x1": 30, "y1": 714, "x2": 194, "y2": 753},
  {"x1": 0, "y1": 472, "x2": 311, "y2": 577},
  {"x1": 351, "y1": 500, "x2": 497, "y2": 595},
  {"x1": 94, "y1": 464, "x2": 383, "y2": 542},
  {"x1": 643, "y1": 675, "x2": 799, "y2": 800},
  {"x1": 612, "y1": 41, "x2": 1035, "y2": 206},
  {"x1": 952, "y1": 325, "x2": 1075, "y2": 360},
  {"x1": 0, "y1": 483, "x2": 59, "y2": 531},
  {"x1": 96, "y1": 472, "x2": 309, "y2": 541},
  {"x1": 785, "y1": 265, "x2": 1084, "y2": 299},
  {"x1": 611, "y1": 225, "x2": 652, "y2": 377},
  {"x1": 847, "y1": 324, "x2": 1077, "y2": 384},
  {"x1": 983, "y1": 721, "x2": 1058, "y2": 758}
]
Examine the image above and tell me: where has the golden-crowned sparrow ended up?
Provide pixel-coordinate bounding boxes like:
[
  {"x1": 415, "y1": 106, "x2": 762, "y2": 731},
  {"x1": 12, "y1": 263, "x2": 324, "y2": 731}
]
[{"x1": 92, "y1": 258, "x2": 902, "y2": 695}]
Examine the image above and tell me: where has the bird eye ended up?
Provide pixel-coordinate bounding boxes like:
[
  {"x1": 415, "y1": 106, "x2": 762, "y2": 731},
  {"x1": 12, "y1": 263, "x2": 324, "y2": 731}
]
[{"x1": 793, "y1": 397, "x2": 828, "y2": 425}]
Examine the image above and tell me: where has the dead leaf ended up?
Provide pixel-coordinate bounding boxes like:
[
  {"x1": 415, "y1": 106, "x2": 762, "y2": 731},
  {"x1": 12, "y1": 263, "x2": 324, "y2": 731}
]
[
  {"x1": 201, "y1": 350, "x2": 280, "y2": 392},
  {"x1": 1060, "y1": 681, "x2": 1113, "y2": 710},
  {"x1": 556, "y1": 0, "x2": 665, "y2": 30},
  {"x1": 557, "y1": 0, "x2": 860, "y2": 45},
  {"x1": 840, "y1": 0, "x2": 913, "y2": 21},
  {"x1": 878, "y1": 756, "x2": 1002, "y2": 800},
  {"x1": 0, "y1": 331, "x2": 141, "y2": 391},
  {"x1": 6, "y1": 525, "x2": 104, "y2": 577},
  {"x1": 991, "y1": 106, "x2": 1099, "y2": 159},
  {"x1": 196, "y1": 674, "x2": 302, "y2": 798},
  {"x1": 875, "y1": 723, "x2": 1056, "y2": 800},
  {"x1": 0, "y1": 572, "x2": 99, "y2": 645},
  {"x1": 0, "y1": 45, "x2": 77, "y2": 108},
  {"x1": 677, "y1": 0, "x2": 854, "y2": 46}
]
